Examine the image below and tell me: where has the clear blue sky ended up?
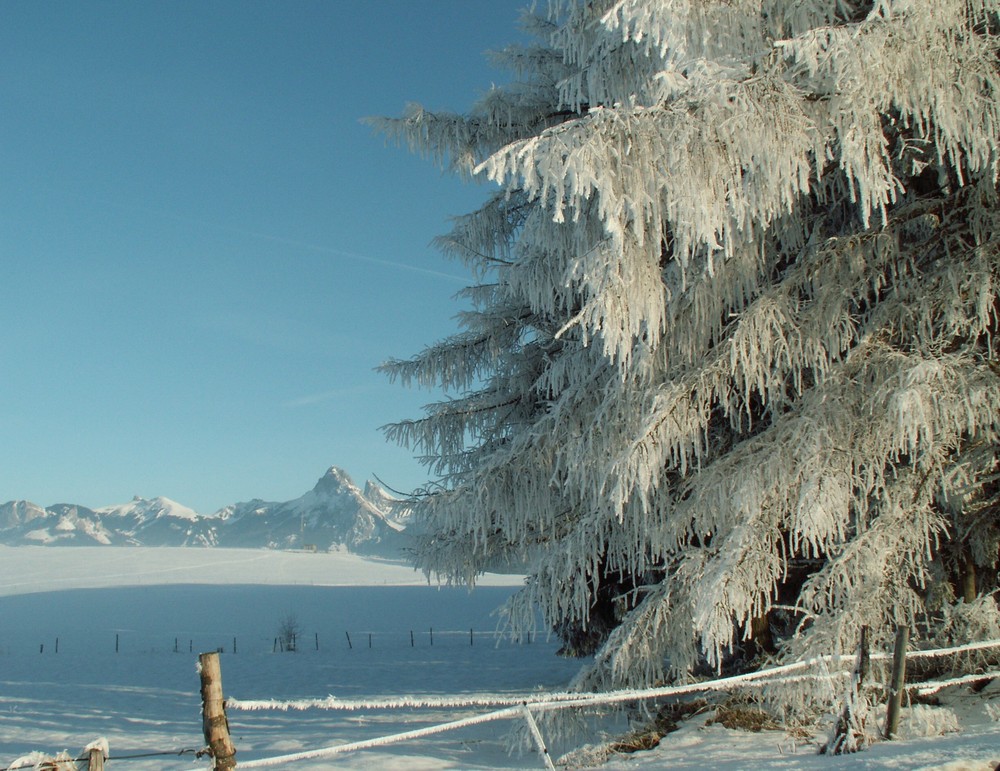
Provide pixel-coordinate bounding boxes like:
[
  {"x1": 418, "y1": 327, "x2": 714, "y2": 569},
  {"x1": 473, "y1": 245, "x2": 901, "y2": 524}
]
[{"x1": 0, "y1": 1, "x2": 527, "y2": 513}]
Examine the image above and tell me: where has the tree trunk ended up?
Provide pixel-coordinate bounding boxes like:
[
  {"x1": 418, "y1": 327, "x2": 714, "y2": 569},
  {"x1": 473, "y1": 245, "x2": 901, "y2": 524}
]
[
  {"x1": 961, "y1": 554, "x2": 977, "y2": 603},
  {"x1": 750, "y1": 612, "x2": 775, "y2": 655}
]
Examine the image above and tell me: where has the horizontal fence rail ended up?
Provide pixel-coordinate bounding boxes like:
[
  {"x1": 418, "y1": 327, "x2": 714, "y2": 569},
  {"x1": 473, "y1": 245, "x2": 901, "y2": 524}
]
[
  {"x1": 228, "y1": 653, "x2": 860, "y2": 715},
  {"x1": 223, "y1": 637, "x2": 1000, "y2": 769}
]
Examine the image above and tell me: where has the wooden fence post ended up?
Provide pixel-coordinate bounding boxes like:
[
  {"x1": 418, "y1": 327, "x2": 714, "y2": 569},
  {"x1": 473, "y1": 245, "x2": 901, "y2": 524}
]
[
  {"x1": 82, "y1": 740, "x2": 108, "y2": 771},
  {"x1": 884, "y1": 624, "x2": 909, "y2": 739},
  {"x1": 199, "y1": 651, "x2": 237, "y2": 769}
]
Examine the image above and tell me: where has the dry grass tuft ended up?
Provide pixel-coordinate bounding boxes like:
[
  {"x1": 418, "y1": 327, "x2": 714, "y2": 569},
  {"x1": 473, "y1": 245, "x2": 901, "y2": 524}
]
[
  {"x1": 608, "y1": 699, "x2": 710, "y2": 754},
  {"x1": 707, "y1": 702, "x2": 781, "y2": 733}
]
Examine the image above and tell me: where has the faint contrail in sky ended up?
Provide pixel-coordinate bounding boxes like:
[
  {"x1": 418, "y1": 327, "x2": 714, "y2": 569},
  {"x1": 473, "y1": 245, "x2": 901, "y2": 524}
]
[
  {"x1": 84, "y1": 193, "x2": 469, "y2": 284},
  {"x1": 283, "y1": 385, "x2": 375, "y2": 408},
  {"x1": 228, "y1": 225, "x2": 468, "y2": 284}
]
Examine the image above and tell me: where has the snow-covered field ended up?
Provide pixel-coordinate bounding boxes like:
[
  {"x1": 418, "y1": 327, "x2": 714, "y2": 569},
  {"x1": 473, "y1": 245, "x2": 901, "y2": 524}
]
[
  {"x1": 0, "y1": 547, "x2": 599, "y2": 769},
  {"x1": 0, "y1": 547, "x2": 998, "y2": 770}
]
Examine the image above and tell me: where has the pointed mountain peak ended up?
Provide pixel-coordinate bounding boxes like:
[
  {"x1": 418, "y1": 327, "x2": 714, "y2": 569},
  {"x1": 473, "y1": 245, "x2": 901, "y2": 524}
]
[{"x1": 312, "y1": 466, "x2": 357, "y2": 496}]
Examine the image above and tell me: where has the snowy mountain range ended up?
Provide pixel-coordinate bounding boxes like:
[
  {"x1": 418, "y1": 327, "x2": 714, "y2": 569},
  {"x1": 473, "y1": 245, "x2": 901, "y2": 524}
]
[{"x1": 0, "y1": 467, "x2": 408, "y2": 556}]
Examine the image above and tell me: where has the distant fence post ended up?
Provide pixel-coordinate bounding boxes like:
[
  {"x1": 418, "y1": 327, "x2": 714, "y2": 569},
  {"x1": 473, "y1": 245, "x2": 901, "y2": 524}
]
[{"x1": 199, "y1": 651, "x2": 237, "y2": 770}]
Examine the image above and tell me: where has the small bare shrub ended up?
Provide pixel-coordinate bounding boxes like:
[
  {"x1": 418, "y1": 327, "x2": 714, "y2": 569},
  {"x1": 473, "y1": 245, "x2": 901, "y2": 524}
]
[{"x1": 277, "y1": 613, "x2": 301, "y2": 653}]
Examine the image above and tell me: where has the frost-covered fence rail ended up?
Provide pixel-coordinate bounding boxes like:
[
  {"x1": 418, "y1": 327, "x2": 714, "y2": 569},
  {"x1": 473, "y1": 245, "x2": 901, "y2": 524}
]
[{"x1": 223, "y1": 638, "x2": 1000, "y2": 768}]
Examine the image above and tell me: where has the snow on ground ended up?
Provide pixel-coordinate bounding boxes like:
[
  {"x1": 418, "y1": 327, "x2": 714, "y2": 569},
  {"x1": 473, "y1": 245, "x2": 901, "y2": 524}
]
[
  {"x1": 0, "y1": 547, "x2": 997, "y2": 769},
  {"x1": 580, "y1": 690, "x2": 1000, "y2": 771},
  {"x1": 0, "y1": 545, "x2": 525, "y2": 597}
]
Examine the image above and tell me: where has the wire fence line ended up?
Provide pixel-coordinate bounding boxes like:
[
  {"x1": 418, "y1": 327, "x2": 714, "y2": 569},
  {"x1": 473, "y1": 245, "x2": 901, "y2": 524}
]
[
  {"x1": 0, "y1": 626, "x2": 545, "y2": 658},
  {"x1": 0, "y1": 747, "x2": 204, "y2": 771},
  {"x1": 226, "y1": 637, "x2": 1000, "y2": 769}
]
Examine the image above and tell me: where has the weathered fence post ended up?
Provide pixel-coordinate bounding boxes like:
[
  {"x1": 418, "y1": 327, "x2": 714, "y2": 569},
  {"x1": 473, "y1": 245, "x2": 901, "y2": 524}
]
[
  {"x1": 884, "y1": 624, "x2": 909, "y2": 739},
  {"x1": 199, "y1": 651, "x2": 237, "y2": 770},
  {"x1": 83, "y1": 740, "x2": 108, "y2": 771}
]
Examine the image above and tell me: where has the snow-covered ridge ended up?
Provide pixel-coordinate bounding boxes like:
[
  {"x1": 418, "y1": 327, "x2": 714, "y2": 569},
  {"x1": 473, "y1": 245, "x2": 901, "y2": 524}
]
[
  {"x1": 0, "y1": 467, "x2": 406, "y2": 555},
  {"x1": 97, "y1": 496, "x2": 200, "y2": 522}
]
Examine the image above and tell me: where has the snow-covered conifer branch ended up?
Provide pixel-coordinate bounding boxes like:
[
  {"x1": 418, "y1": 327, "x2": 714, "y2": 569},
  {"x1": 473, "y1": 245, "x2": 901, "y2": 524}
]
[{"x1": 377, "y1": 0, "x2": 1000, "y2": 715}]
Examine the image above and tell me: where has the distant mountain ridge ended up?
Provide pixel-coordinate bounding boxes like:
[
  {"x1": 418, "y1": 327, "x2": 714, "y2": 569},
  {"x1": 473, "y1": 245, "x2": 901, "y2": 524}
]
[{"x1": 0, "y1": 467, "x2": 407, "y2": 556}]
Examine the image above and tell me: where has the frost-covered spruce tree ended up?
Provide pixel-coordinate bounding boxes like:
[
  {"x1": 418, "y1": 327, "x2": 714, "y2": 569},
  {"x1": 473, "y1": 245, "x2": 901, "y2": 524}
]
[{"x1": 374, "y1": 0, "x2": 1000, "y2": 698}]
